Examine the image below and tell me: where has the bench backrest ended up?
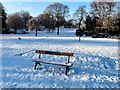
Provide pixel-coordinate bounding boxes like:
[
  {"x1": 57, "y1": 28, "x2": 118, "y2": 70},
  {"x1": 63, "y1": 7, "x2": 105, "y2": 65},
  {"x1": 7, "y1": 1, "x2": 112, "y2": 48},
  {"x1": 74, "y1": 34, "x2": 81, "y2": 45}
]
[{"x1": 35, "y1": 50, "x2": 73, "y2": 56}]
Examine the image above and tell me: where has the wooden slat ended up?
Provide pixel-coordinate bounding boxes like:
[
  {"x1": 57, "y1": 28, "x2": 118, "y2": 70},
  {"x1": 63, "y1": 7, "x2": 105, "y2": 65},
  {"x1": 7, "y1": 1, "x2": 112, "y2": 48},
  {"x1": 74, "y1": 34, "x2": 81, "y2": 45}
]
[
  {"x1": 32, "y1": 60, "x2": 73, "y2": 67},
  {"x1": 35, "y1": 50, "x2": 73, "y2": 56}
]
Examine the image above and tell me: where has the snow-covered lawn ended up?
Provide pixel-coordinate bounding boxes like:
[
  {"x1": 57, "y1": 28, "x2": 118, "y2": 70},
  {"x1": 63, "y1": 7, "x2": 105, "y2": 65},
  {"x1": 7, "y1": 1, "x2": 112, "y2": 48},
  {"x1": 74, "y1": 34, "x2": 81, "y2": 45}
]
[{"x1": 1, "y1": 28, "x2": 119, "y2": 88}]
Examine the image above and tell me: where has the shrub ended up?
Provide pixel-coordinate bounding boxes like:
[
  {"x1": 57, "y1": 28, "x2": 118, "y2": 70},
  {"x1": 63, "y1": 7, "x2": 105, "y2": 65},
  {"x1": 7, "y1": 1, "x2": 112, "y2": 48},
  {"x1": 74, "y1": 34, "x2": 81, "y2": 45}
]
[
  {"x1": 84, "y1": 31, "x2": 93, "y2": 36},
  {"x1": 75, "y1": 28, "x2": 84, "y2": 37},
  {"x1": 75, "y1": 28, "x2": 84, "y2": 41},
  {"x1": 92, "y1": 33, "x2": 108, "y2": 38}
]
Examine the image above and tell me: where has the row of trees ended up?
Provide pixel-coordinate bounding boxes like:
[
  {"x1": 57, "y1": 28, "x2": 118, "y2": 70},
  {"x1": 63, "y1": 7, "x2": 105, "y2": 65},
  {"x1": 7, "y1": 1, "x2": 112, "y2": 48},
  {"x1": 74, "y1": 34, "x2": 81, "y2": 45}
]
[
  {"x1": 7, "y1": 11, "x2": 32, "y2": 34},
  {"x1": 1, "y1": 2, "x2": 120, "y2": 37},
  {"x1": 87, "y1": 2, "x2": 119, "y2": 36}
]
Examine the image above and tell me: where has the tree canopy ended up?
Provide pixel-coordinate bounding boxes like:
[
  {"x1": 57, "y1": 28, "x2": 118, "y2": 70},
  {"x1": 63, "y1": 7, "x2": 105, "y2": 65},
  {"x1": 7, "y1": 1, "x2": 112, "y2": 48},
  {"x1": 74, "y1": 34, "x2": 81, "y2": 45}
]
[
  {"x1": 7, "y1": 12, "x2": 24, "y2": 34},
  {"x1": 44, "y1": 2, "x2": 69, "y2": 35},
  {"x1": 73, "y1": 5, "x2": 87, "y2": 28}
]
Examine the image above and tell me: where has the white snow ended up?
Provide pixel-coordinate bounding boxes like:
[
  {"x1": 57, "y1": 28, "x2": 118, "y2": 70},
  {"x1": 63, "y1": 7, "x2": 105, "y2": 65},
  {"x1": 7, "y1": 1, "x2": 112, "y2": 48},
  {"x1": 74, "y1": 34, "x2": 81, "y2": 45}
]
[{"x1": 1, "y1": 28, "x2": 119, "y2": 88}]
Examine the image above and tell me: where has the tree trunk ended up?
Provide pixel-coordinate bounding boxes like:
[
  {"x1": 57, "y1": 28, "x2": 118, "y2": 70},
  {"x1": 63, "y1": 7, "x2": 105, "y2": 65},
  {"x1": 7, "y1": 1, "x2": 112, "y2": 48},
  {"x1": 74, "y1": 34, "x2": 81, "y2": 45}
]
[
  {"x1": 35, "y1": 28, "x2": 37, "y2": 37},
  {"x1": 57, "y1": 25, "x2": 59, "y2": 35},
  {"x1": 79, "y1": 36, "x2": 80, "y2": 41},
  {"x1": 15, "y1": 29, "x2": 17, "y2": 34},
  {"x1": 57, "y1": 18, "x2": 59, "y2": 35},
  {"x1": 79, "y1": 18, "x2": 82, "y2": 28},
  {"x1": 78, "y1": 22, "x2": 81, "y2": 28}
]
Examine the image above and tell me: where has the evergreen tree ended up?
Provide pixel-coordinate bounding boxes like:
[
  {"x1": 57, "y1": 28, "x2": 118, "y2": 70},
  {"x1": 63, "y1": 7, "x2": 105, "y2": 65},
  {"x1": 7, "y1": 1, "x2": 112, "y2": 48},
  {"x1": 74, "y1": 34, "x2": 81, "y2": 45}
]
[
  {"x1": 85, "y1": 15, "x2": 94, "y2": 32},
  {"x1": 0, "y1": 2, "x2": 7, "y2": 34}
]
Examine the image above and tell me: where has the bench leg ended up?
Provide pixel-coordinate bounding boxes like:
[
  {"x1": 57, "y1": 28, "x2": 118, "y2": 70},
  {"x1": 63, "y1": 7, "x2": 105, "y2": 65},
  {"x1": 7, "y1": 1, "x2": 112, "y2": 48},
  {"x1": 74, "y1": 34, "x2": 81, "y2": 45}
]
[
  {"x1": 65, "y1": 66, "x2": 69, "y2": 75},
  {"x1": 34, "y1": 62, "x2": 41, "y2": 69}
]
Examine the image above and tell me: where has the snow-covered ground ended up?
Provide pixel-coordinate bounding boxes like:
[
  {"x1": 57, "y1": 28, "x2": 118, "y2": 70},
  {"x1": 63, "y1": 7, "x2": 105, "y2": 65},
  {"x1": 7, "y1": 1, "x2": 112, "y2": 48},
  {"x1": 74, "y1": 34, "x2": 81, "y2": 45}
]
[{"x1": 1, "y1": 28, "x2": 119, "y2": 88}]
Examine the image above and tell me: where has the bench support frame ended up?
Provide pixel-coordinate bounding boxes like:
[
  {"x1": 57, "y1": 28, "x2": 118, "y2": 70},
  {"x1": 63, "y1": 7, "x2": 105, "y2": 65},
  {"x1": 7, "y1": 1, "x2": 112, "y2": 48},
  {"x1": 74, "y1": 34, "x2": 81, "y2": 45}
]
[
  {"x1": 34, "y1": 62, "x2": 41, "y2": 69},
  {"x1": 34, "y1": 61, "x2": 71, "y2": 75},
  {"x1": 33, "y1": 50, "x2": 73, "y2": 75}
]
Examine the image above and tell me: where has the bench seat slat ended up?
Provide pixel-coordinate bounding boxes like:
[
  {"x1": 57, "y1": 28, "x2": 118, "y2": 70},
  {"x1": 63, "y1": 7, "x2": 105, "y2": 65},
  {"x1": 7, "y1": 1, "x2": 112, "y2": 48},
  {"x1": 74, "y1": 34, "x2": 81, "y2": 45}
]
[
  {"x1": 36, "y1": 50, "x2": 73, "y2": 56},
  {"x1": 32, "y1": 59, "x2": 73, "y2": 67}
]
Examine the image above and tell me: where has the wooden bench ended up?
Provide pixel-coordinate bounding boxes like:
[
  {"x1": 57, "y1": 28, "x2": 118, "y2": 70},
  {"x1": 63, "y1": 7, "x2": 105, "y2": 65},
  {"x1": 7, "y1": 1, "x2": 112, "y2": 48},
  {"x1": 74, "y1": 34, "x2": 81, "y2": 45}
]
[{"x1": 32, "y1": 50, "x2": 73, "y2": 75}]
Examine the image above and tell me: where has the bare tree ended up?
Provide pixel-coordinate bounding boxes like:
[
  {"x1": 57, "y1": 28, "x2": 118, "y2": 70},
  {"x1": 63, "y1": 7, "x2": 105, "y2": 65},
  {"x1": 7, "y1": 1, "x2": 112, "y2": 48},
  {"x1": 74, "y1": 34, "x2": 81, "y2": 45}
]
[
  {"x1": 90, "y1": 1, "x2": 117, "y2": 33},
  {"x1": 28, "y1": 17, "x2": 42, "y2": 36},
  {"x1": 44, "y1": 2, "x2": 69, "y2": 35},
  {"x1": 73, "y1": 5, "x2": 87, "y2": 28},
  {"x1": 7, "y1": 12, "x2": 24, "y2": 34},
  {"x1": 19, "y1": 10, "x2": 31, "y2": 30},
  {"x1": 37, "y1": 13, "x2": 55, "y2": 32}
]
